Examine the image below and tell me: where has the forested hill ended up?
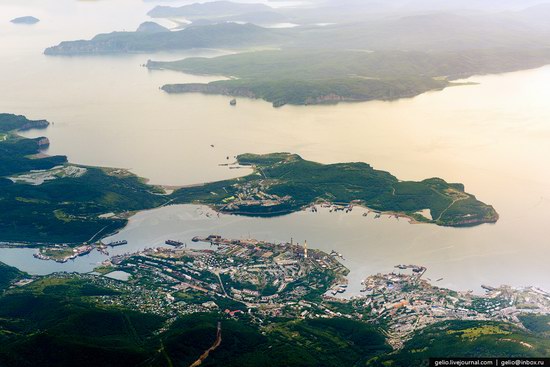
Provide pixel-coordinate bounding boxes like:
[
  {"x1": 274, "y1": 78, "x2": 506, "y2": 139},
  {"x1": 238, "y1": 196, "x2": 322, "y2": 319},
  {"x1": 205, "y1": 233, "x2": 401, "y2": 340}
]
[
  {"x1": 171, "y1": 153, "x2": 499, "y2": 227},
  {"x1": 151, "y1": 48, "x2": 550, "y2": 106}
]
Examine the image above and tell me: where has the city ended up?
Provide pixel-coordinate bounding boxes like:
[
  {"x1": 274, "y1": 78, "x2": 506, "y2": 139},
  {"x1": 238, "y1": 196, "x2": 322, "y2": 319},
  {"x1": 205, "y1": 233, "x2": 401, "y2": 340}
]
[{"x1": 17, "y1": 236, "x2": 549, "y2": 351}]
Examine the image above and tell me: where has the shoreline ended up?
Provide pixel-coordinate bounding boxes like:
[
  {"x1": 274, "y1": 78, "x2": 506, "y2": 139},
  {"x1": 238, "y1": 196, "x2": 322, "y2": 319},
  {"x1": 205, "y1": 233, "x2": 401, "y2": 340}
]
[
  {"x1": 0, "y1": 203, "x2": 542, "y2": 301},
  {"x1": 0, "y1": 197, "x2": 491, "y2": 250},
  {"x1": 155, "y1": 60, "x2": 550, "y2": 108}
]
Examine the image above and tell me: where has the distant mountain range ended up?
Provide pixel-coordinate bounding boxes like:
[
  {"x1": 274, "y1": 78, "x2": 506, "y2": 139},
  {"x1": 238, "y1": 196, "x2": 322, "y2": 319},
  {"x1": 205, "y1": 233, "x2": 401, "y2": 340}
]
[
  {"x1": 43, "y1": 2, "x2": 550, "y2": 108},
  {"x1": 147, "y1": 1, "x2": 273, "y2": 19},
  {"x1": 45, "y1": 6, "x2": 550, "y2": 55},
  {"x1": 44, "y1": 22, "x2": 286, "y2": 55}
]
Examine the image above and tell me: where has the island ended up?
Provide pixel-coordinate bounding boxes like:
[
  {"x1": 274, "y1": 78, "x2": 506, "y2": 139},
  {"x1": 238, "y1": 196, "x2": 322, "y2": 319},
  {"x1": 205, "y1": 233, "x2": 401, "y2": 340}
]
[
  {"x1": 10, "y1": 16, "x2": 40, "y2": 25},
  {"x1": 0, "y1": 237, "x2": 548, "y2": 366},
  {"x1": 0, "y1": 113, "x2": 497, "y2": 246}
]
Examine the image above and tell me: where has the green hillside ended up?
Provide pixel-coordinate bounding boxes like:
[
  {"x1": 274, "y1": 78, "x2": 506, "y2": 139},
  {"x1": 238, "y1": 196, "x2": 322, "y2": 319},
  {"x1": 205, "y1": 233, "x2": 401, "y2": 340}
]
[
  {"x1": 0, "y1": 274, "x2": 547, "y2": 367},
  {"x1": 152, "y1": 48, "x2": 550, "y2": 106},
  {"x1": 374, "y1": 320, "x2": 550, "y2": 366},
  {"x1": 0, "y1": 114, "x2": 165, "y2": 244},
  {"x1": 172, "y1": 153, "x2": 499, "y2": 227},
  {"x1": 0, "y1": 275, "x2": 389, "y2": 367},
  {"x1": 0, "y1": 262, "x2": 26, "y2": 291}
]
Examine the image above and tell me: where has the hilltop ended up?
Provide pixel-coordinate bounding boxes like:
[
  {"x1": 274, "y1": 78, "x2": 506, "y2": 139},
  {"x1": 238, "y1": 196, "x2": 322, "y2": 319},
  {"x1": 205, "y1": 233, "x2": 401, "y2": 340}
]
[{"x1": 136, "y1": 21, "x2": 169, "y2": 33}]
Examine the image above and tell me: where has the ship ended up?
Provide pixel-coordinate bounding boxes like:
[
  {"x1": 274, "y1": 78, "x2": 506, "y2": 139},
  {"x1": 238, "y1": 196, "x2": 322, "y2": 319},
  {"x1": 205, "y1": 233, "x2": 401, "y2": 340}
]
[
  {"x1": 165, "y1": 239, "x2": 184, "y2": 247},
  {"x1": 108, "y1": 240, "x2": 127, "y2": 247}
]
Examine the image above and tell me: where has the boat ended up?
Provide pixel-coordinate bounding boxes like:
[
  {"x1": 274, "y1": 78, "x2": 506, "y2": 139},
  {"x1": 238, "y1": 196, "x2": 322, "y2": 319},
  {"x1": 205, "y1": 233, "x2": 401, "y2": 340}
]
[
  {"x1": 165, "y1": 239, "x2": 184, "y2": 247},
  {"x1": 230, "y1": 98, "x2": 237, "y2": 106}
]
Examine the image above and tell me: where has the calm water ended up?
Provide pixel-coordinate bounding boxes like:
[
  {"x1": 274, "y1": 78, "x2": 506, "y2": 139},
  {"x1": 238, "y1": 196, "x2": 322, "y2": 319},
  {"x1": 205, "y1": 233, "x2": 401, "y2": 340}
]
[{"x1": 1, "y1": 0, "x2": 550, "y2": 295}]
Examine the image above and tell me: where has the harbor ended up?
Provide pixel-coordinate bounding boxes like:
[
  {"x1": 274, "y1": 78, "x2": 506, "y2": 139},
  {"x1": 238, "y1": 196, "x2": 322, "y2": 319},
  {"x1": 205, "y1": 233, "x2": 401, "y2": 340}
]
[
  {"x1": 3, "y1": 201, "x2": 550, "y2": 297},
  {"x1": 1, "y1": 10, "x2": 549, "y2": 300}
]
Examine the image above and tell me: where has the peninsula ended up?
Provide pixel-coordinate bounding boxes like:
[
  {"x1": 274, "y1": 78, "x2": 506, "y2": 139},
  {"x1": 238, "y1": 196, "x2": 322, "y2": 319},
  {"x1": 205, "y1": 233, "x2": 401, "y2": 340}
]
[
  {"x1": 43, "y1": 22, "x2": 286, "y2": 55},
  {"x1": 171, "y1": 153, "x2": 499, "y2": 227},
  {"x1": 43, "y1": 8, "x2": 550, "y2": 106},
  {"x1": 0, "y1": 114, "x2": 497, "y2": 246},
  {"x1": 0, "y1": 114, "x2": 165, "y2": 245},
  {"x1": 151, "y1": 48, "x2": 550, "y2": 107}
]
